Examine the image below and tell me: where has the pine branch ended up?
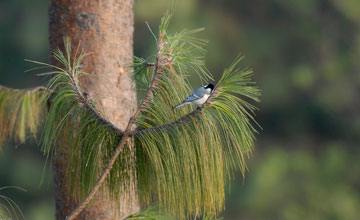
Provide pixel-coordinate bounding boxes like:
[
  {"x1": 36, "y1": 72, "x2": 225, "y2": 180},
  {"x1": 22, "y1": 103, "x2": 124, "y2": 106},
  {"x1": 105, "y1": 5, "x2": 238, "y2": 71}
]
[
  {"x1": 66, "y1": 133, "x2": 130, "y2": 220},
  {"x1": 67, "y1": 67, "x2": 124, "y2": 135},
  {"x1": 134, "y1": 53, "x2": 259, "y2": 218},
  {"x1": 131, "y1": 87, "x2": 221, "y2": 136},
  {"x1": 0, "y1": 82, "x2": 124, "y2": 141},
  {"x1": 132, "y1": 106, "x2": 203, "y2": 135},
  {"x1": 66, "y1": 33, "x2": 167, "y2": 220}
]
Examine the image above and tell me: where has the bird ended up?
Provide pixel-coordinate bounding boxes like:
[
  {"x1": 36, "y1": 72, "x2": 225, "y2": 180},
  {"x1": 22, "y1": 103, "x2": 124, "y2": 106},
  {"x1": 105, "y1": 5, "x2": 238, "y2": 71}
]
[{"x1": 172, "y1": 83, "x2": 215, "y2": 109}]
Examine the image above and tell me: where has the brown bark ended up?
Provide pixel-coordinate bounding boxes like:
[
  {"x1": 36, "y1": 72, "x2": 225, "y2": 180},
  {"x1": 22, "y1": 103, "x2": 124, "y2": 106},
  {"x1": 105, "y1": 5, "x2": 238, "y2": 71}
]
[{"x1": 48, "y1": 0, "x2": 139, "y2": 219}]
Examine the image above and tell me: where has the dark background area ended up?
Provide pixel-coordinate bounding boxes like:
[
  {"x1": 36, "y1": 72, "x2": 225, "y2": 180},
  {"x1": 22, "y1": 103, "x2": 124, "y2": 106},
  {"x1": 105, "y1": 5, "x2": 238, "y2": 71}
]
[{"x1": 1, "y1": 0, "x2": 360, "y2": 219}]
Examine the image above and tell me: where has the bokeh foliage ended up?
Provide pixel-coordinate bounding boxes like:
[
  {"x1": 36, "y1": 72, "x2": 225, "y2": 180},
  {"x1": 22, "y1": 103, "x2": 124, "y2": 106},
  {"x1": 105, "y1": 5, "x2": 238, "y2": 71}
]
[
  {"x1": 226, "y1": 146, "x2": 360, "y2": 220},
  {"x1": 1, "y1": 0, "x2": 360, "y2": 219}
]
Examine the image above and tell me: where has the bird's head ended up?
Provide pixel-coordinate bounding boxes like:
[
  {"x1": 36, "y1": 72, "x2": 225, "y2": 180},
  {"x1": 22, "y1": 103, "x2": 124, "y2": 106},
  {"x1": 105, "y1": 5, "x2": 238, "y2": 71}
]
[{"x1": 204, "y1": 83, "x2": 215, "y2": 92}]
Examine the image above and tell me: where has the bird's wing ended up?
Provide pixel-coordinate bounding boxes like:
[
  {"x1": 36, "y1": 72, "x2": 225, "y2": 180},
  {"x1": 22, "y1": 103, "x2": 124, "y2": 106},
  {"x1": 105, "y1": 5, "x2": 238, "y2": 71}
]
[
  {"x1": 184, "y1": 93, "x2": 201, "y2": 102},
  {"x1": 183, "y1": 87, "x2": 206, "y2": 102},
  {"x1": 172, "y1": 88, "x2": 204, "y2": 110}
]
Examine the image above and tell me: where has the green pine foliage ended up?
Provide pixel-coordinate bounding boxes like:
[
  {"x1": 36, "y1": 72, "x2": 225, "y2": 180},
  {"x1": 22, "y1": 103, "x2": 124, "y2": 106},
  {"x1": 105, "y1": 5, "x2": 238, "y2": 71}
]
[
  {"x1": 125, "y1": 206, "x2": 174, "y2": 220},
  {"x1": 0, "y1": 187, "x2": 25, "y2": 220},
  {"x1": 30, "y1": 37, "x2": 135, "y2": 200},
  {"x1": 124, "y1": 206, "x2": 224, "y2": 220},
  {"x1": 0, "y1": 12, "x2": 260, "y2": 220},
  {"x1": 133, "y1": 15, "x2": 260, "y2": 219},
  {"x1": 0, "y1": 86, "x2": 47, "y2": 149}
]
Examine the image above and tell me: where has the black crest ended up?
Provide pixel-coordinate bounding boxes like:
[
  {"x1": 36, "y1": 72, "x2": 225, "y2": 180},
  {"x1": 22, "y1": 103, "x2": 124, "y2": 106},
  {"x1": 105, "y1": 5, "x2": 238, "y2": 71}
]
[{"x1": 205, "y1": 83, "x2": 215, "y2": 91}]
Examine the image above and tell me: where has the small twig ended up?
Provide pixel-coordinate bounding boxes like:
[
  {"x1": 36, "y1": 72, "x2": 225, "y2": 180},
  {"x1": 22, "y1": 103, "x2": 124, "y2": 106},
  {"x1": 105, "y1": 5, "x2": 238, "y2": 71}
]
[
  {"x1": 65, "y1": 133, "x2": 130, "y2": 220},
  {"x1": 82, "y1": 101, "x2": 124, "y2": 134},
  {"x1": 0, "y1": 82, "x2": 125, "y2": 135},
  {"x1": 135, "y1": 107, "x2": 203, "y2": 135},
  {"x1": 69, "y1": 73, "x2": 124, "y2": 134},
  {"x1": 65, "y1": 34, "x2": 166, "y2": 220}
]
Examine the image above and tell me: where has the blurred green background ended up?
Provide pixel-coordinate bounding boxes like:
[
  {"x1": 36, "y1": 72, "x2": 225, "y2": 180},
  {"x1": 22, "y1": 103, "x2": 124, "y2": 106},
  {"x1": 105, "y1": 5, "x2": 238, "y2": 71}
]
[{"x1": 1, "y1": 0, "x2": 360, "y2": 219}]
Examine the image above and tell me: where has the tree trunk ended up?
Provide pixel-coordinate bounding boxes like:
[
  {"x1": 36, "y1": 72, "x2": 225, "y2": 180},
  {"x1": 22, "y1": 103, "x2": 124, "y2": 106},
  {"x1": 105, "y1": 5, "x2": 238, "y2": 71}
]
[{"x1": 48, "y1": 0, "x2": 139, "y2": 219}]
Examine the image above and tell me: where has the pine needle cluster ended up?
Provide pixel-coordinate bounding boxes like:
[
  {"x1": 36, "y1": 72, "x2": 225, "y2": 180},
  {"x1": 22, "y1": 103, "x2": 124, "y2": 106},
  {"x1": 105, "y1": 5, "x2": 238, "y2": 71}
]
[
  {"x1": 0, "y1": 187, "x2": 25, "y2": 220},
  {"x1": 125, "y1": 206, "x2": 174, "y2": 220},
  {"x1": 0, "y1": 85, "x2": 47, "y2": 149},
  {"x1": 31, "y1": 37, "x2": 134, "y2": 199},
  {"x1": 0, "y1": 13, "x2": 260, "y2": 220},
  {"x1": 132, "y1": 15, "x2": 260, "y2": 219}
]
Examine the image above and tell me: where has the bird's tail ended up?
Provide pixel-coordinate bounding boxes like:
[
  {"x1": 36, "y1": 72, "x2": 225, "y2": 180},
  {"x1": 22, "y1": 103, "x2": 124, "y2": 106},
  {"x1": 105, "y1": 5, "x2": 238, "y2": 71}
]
[{"x1": 171, "y1": 102, "x2": 188, "y2": 110}]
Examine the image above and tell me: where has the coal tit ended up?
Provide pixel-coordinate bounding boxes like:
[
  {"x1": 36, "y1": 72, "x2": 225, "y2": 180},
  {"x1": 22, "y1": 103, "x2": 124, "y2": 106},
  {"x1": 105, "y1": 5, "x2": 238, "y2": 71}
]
[{"x1": 172, "y1": 83, "x2": 214, "y2": 109}]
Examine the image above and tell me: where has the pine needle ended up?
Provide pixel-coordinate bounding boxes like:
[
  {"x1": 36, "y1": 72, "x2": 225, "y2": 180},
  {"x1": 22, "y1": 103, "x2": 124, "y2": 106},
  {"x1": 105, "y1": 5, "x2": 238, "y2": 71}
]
[
  {"x1": 0, "y1": 86, "x2": 47, "y2": 149},
  {"x1": 0, "y1": 186, "x2": 26, "y2": 220}
]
